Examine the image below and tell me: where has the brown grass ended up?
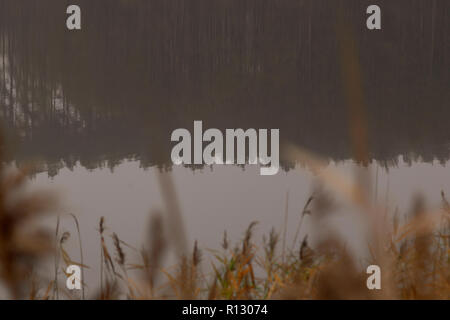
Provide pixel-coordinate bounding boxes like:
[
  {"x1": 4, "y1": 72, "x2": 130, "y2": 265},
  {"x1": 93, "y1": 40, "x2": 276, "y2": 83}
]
[
  {"x1": 0, "y1": 132, "x2": 448, "y2": 300},
  {"x1": 0, "y1": 17, "x2": 448, "y2": 298}
]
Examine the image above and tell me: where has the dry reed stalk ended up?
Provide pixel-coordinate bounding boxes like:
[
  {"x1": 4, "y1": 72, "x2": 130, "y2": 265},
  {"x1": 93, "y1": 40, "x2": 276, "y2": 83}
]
[
  {"x1": 69, "y1": 213, "x2": 85, "y2": 299},
  {"x1": 0, "y1": 134, "x2": 57, "y2": 298}
]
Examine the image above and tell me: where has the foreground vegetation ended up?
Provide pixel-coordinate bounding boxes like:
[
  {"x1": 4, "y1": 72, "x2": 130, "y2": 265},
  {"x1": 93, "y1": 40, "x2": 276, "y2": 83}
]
[{"x1": 0, "y1": 150, "x2": 448, "y2": 300}]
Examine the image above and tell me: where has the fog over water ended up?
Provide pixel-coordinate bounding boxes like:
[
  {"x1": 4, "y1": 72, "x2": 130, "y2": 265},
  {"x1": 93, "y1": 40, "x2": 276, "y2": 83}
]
[
  {"x1": 0, "y1": 0, "x2": 450, "y2": 294},
  {"x1": 24, "y1": 158, "x2": 450, "y2": 295}
]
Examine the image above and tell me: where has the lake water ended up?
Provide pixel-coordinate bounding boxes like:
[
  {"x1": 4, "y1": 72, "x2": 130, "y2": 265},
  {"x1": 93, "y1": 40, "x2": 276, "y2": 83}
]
[{"x1": 1, "y1": 0, "x2": 450, "y2": 296}]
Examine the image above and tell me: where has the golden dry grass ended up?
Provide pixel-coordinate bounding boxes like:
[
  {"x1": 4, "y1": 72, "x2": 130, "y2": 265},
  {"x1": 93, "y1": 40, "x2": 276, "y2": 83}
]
[
  {"x1": 0, "y1": 10, "x2": 448, "y2": 299},
  {"x1": 0, "y1": 146, "x2": 448, "y2": 300}
]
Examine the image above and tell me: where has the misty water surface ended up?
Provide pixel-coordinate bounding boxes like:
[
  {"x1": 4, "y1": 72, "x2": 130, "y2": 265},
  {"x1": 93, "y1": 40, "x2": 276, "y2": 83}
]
[{"x1": 0, "y1": 0, "x2": 449, "y2": 294}]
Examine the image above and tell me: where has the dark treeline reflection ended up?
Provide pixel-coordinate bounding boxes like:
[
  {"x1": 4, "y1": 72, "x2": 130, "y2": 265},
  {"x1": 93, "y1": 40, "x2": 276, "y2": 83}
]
[{"x1": 0, "y1": 0, "x2": 449, "y2": 176}]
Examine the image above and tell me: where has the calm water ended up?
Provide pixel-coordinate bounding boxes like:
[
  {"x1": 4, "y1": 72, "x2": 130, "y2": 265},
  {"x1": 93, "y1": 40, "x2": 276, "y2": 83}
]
[{"x1": 1, "y1": 1, "x2": 450, "y2": 294}]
